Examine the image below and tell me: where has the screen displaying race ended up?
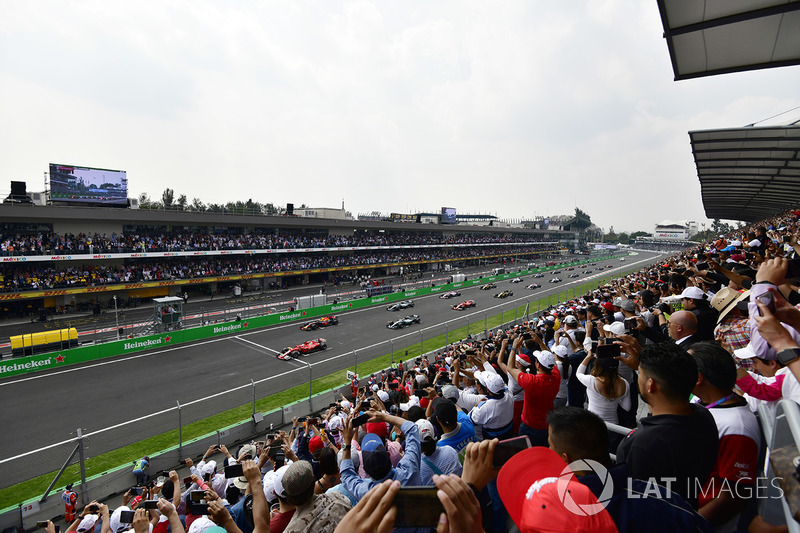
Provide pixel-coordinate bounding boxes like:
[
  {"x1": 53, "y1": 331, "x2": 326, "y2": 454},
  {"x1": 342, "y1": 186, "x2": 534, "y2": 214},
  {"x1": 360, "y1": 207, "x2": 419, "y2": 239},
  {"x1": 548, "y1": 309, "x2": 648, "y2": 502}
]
[
  {"x1": 49, "y1": 163, "x2": 128, "y2": 205},
  {"x1": 441, "y1": 207, "x2": 457, "y2": 224}
]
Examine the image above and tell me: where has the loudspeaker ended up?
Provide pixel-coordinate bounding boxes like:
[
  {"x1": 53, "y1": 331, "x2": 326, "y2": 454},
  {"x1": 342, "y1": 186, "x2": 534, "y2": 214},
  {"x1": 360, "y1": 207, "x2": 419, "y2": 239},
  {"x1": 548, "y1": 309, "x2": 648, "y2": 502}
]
[
  {"x1": 287, "y1": 203, "x2": 294, "y2": 215},
  {"x1": 10, "y1": 181, "x2": 27, "y2": 196}
]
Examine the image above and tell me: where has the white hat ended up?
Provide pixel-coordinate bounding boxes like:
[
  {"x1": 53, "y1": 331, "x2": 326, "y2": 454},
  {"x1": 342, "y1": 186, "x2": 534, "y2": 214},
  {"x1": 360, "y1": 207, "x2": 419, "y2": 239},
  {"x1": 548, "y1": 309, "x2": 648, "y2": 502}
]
[
  {"x1": 340, "y1": 400, "x2": 352, "y2": 410},
  {"x1": 416, "y1": 419, "x2": 437, "y2": 441},
  {"x1": 552, "y1": 345, "x2": 569, "y2": 357},
  {"x1": 564, "y1": 315, "x2": 578, "y2": 325},
  {"x1": 188, "y1": 516, "x2": 216, "y2": 533},
  {"x1": 399, "y1": 396, "x2": 420, "y2": 411},
  {"x1": 77, "y1": 515, "x2": 99, "y2": 533},
  {"x1": 734, "y1": 344, "x2": 758, "y2": 360},
  {"x1": 603, "y1": 322, "x2": 627, "y2": 336},
  {"x1": 327, "y1": 416, "x2": 343, "y2": 431},
  {"x1": 110, "y1": 506, "x2": 131, "y2": 533},
  {"x1": 377, "y1": 390, "x2": 390, "y2": 402},
  {"x1": 200, "y1": 460, "x2": 216, "y2": 478},
  {"x1": 273, "y1": 464, "x2": 290, "y2": 498},
  {"x1": 679, "y1": 286, "x2": 706, "y2": 300},
  {"x1": 731, "y1": 239, "x2": 742, "y2": 247},
  {"x1": 474, "y1": 371, "x2": 505, "y2": 394},
  {"x1": 371, "y1": 384, "x2": 379, "y2": 391},
  {"x1": 262, "y1": 469, "x2": 278, "y2": 502},
  {"x1": 534, "y1": 351, "x2": 556, "y2": 369}
]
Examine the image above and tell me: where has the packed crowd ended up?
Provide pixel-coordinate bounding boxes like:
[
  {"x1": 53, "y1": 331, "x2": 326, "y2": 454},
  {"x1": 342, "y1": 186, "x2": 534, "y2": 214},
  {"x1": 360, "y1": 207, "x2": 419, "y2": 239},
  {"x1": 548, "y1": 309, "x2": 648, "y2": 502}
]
[
  {"x1": 0, "y1": 245, "x2": 556, "y2": 293},
  {"x1": 0, "y1": 230, "x2": 552, "y2": 256},
  {"x1": 47, "y1": 208, "x2": 800, "y2": 532}
]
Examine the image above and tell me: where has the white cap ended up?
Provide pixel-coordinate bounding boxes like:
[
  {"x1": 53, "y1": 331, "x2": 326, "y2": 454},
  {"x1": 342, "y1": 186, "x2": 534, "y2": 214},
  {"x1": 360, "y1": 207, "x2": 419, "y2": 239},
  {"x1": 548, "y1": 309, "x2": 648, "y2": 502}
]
[
  {"x1": 534, "y1": 351, "x2": 556, "y2": 369},
  {"x1": 679, "y1": 286, "x2": 706, "y2": 300},
  {"x1": 377, "y1": 390, "x2": 390, "y2": 402},
  {"x1": 603, "y1": 322, "x2": 626, "y2": 336},
  {"x1": 77, "y1": 515, "x2": 99, "y2": 533},
  {"x1": 273, "y1": 464, "x2": 290, "y2": 498},
  {"x1": 474, "y1": 371, "x2": 505, "y2": 394},
  {"x1": 399, "y1": 396, "x2": 420, "y2": 411},
  {"x1": 734, "y1": 344, "x2": 758, "y2": 359},
  {"x1": 371, "y1": 384, "x2": 379, "y2": 391},
  {"x1": 552, "y1": 345, "x2": 569, "y2": 357},
  {"x1": 416, "y1": 419, "x2": 437, "y2": 441}
]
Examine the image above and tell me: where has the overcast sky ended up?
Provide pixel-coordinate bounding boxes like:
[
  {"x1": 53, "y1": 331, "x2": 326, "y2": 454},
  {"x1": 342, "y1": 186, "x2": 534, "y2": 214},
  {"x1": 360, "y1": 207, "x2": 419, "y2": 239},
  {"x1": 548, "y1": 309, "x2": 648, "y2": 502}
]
[{"x1": 2, "y1": 1, "x2": 799, "y2": 234}]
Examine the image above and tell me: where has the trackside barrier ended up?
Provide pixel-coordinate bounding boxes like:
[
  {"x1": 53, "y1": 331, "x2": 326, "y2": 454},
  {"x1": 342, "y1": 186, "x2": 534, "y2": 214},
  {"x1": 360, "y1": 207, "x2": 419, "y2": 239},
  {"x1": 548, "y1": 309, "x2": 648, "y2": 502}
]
[{"x1": 0, "y1": 255, "x2": 622, "y2": 378}]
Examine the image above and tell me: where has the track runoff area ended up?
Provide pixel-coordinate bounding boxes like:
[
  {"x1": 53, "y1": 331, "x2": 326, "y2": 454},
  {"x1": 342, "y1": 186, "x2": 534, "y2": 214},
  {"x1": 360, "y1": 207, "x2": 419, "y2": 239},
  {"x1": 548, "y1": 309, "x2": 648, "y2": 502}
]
[{"x1": 0, "y1": 251, "x2": 665, "y2": 461}]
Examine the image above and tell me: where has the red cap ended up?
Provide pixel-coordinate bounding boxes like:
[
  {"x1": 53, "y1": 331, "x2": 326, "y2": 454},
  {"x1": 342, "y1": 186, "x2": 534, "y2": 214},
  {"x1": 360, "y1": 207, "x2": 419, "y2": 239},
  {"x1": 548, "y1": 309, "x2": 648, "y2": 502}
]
[
  {"x1": 308, "y1": 436, "x2": 324, "y2": 454},
  {"x1": 600, "y1": 302, "x2": 614, "y2": 312},
  {"x1": 366, "y1": 421, "x2": 389, "y2": 438},
  {"x1": 497, "y1": 447, "x2": 618, "y2": 533}
]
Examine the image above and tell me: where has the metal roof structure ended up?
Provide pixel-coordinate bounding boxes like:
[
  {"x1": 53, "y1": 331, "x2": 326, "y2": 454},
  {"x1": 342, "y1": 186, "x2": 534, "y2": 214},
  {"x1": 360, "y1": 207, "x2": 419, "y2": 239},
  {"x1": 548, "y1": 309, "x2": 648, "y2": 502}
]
[
  {"x1": 657, "y1": 0, "x2": 800, "y2": 80},
  {"x1": 689, "y1": 125, "x2": 800, "y2": 221}
]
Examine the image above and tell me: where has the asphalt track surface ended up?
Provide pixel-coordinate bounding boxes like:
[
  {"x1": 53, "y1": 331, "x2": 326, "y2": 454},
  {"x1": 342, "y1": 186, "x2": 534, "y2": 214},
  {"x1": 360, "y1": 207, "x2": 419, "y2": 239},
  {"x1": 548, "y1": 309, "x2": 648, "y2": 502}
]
[{"x1": 0, "y1": 251, "x2": 665, "y2": 466}]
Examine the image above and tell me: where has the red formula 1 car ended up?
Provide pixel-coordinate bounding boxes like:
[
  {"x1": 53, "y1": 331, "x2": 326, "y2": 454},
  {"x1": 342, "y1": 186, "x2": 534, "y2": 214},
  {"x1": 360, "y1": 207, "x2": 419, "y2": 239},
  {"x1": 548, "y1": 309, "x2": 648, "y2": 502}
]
[
  {"x1": 300, "y1": 315, "x2": 339, "y2": 331},
  {"x1": 278, "y1": 338, "x2": 327, "y2": 360},
  {"x1": 452, "y1": 300, "x2": 476, "y2": 311}
]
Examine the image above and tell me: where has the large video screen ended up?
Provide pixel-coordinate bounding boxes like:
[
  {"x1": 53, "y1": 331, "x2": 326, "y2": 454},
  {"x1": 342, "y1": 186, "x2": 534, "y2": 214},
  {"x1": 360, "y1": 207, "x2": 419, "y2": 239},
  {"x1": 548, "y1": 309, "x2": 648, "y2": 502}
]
[
  {"x1": 49, "y1": 164, "x2": 128, "y2": 205},
  {"x1": 441, "y1": 207, "x2": 457, "y2": 224}
]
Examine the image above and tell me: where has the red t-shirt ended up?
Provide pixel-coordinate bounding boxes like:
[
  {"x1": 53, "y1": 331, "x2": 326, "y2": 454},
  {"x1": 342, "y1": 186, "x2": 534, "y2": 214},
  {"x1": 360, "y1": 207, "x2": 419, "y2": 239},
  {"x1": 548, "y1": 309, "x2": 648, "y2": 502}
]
[
  {"x1": 516, "y1": 369, "x2": 561, "y2": 430},
  {"x1": 270, "y1": 508, "x2": 296, "y2": 533}
]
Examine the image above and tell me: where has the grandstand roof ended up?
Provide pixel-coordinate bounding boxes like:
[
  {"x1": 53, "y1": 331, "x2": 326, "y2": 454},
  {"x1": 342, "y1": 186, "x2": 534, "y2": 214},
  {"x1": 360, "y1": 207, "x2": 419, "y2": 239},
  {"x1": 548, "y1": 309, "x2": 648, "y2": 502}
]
[
  {"x1": 690, "y1": 125, "x2": 800, "y2": 222},
  {"x1": 655, "y1": 219, "x2": 690, "y2": 228},
  {"x1": 657, "y1": 0, "x2": 800, "y2": 80}
]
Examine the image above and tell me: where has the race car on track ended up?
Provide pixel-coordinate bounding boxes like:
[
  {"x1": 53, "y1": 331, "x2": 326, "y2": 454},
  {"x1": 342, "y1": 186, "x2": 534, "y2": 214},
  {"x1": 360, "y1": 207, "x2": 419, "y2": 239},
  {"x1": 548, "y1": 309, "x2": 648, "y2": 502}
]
[
  {"x1": 387, "y1": 315, "x2": 421, "y2": 329},
  {"x1": 567, "y1": 267, "x2": 575, "y2": 271},
  {"x1": 387, "y1": 300, "x2": 415, "y2": 311},
  {"x1": 525, "y1": 283, "x2": 541, "y2": 289},
  {"x1": 439, "y1": 291, "x2": 461, "y2": 299},
  {"x1": 480, "y1": 283, "x2": 497, "y2": 290},
  {"x1": 549, "y1": 277, "x2": 562, "y2": 283},
  {"x1": 494, "y1": 290, "x2": 513, "y2": 298},
  {"x1": 569, "y1": 273, "x2": 580, "y2": 278},
  {"x1": 533, "y1": 273, "x2": 544, "y2": 278},
  {"x1": 278, "y1": 338, "x2": 327, "y2": 360},
  {"x1": 583, "y1": 270, "x2": 593, "y2": 274},
  {"x1": 509, "y1": 278, "x2": 523, "y2": 283},
  {"x1": 452, "y1": 300, "x2": 476, "y2": 311},
  {"x1": 300, "y1": 315, "x2": 339, "y2": 331}
]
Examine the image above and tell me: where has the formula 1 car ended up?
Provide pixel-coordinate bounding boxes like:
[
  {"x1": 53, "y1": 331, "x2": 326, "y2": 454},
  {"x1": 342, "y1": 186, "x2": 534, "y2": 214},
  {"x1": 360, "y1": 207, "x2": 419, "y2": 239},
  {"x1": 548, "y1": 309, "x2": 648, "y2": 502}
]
[
  {"x1": 452, "y1": 300, "x2": 476, "y2": 310},
  {"x1": 567, "y1": 267, "x2": 575, "y2": 271},
  {"x1": 551, "y1": 270, "x2": 561, "y2": 274},
  {"x1": 533, "y1": 273, "x2": 544, "y2": 278},
  {"x1": 387, "y1": 300, "x2": 415, "y2": 311},
  {"x1": 583, "y1": 270, "x2": 593, "y2": 274},
  {"x1": 569, "y1": 273, "x2": 580, "y2": 278},
  {"x1": 549, "y1": 277, "x2": 563, "y2": 283},
  {"x1": 439, "y1": 291, "x2": 461, "y2": 299},
  {"x1": 509, "y1": 278, "x2": 523, "y2": 283},
  {"x1": 387, "y1": 315, "x2": 421, "y2": 329},
  {"x1": 494, "y1": 290, "x2": 513, "y2": 299},
  {"x1": 278, "y1": 338, "x2": 327, "y2": 360},
  {"x1": 480, "y1": 283, "x2": 497, "y2": 290},
  {"x1": 300, "y1": 315, "x2": 339, "y2": 331},
  {"x1": 525, "y1": 283, "x2": 541, "y2": 290}
]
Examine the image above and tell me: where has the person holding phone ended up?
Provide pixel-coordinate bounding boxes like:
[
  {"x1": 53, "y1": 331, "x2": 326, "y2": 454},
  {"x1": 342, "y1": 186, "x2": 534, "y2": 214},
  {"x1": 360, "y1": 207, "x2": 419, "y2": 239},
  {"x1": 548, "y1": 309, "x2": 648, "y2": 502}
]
[{"x1": 576, "y1": 345, "x2": 631, "y2": 450}]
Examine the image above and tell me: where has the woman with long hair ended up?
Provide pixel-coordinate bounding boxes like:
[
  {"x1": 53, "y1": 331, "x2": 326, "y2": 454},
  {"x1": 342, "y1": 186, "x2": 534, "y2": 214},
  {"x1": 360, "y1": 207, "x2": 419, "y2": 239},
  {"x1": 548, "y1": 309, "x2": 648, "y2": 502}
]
[{"x1": 576, "y1": 345, "x2": 631, "y2": 451}]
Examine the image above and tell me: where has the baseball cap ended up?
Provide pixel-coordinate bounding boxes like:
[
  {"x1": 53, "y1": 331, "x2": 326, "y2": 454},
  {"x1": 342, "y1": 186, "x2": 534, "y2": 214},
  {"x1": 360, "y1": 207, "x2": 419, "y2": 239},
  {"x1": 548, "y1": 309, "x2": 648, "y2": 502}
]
[
  {"x1": 620, "y1": 300, "x2": 636, "y2": 312},
  {"x1": 399, "y1": 395, "x2": 420, "y2": 411},
  {"x1": 534, "y1": 350, "x2": 556, "y2": 369},
  {"x1": 77, "y1": 515, "x2": 99, "y2": 533},
  {"x1": 733, "y1": 343, "x2": 758, "y2": 360},
  {"x1": 602, "y1": 322, "x2": 626, "y2": 336},
  {"x1": 110, "y1": 507, "x2": 132, "y2": 533},
  {"x1": 497, "y1": 447, "x2": 617, "y2": 533},
  {"x1": 441, "y1": 384, "x2": 460, "y2": 401},
  {"x1": 308, "y1": 436, "x2": 324, "y2": 454},
  {"x1": 327, "y1": 416, "x2": 343, "y2": 432},
  {"x1": 516, "y1": 353, "x2": 532, "y2": 367},
  {"x1": 188, "y1": 517, "x2": 216, "y2": 533},
  {"x1": 433, "y1": 397, "x2": 457, "y2": 427},
  {"x1": 474, "y1": 371, "x2": 505, "y2": 394},
  {"x1": 564, "y1": 315, "x2": 578, "y2": 325},
  {"x1": 273, "y1": 464, "x2": 290, "y2": 499},
  {"x1": 679, "y1": 286, "x2": 706, "y2": 300},
  {"x1": 361, "y1": 434, "x2": 392, "y2": 480},
  {"x1": 416, "y1": 419, "x2": 437, "y2": 442},
  {"x1": 238, "y1": 444, "x2": 257, "y2": 461},
  {"x1": 552, "y1": 345, "x2": 569, "y2": 358},
  {"x1": 281, "y1": 460, "x2": 315, "y2": 498},
  {"x1": 377, "y1": 390, "x2": 390, "y2": 402}
]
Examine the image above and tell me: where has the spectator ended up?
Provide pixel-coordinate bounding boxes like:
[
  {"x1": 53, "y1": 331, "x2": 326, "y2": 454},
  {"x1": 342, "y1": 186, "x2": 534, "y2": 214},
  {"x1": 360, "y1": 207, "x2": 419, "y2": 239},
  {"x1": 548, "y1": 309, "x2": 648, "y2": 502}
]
[
  {"x1": 680, "y1": 287, "x2": 719, "y2": 341},
  {"x1": 429, "y1": 396, "x2": 478, "y2": 456},
  {"x1": 688, "y1": 342, "x2": 760, "y2": 530},
  {"x1": 416, "y1": 419, "x2": 462, "y2": 485},
  {"x1": 615, "y1": 341, "x2": 718, "y2": 509},
  {"x1": 280, "y1": 460, "x2": 351, "y2": 533},
  {"x1": 575, "y1": 346, "x2": 631, "y2": 450}
]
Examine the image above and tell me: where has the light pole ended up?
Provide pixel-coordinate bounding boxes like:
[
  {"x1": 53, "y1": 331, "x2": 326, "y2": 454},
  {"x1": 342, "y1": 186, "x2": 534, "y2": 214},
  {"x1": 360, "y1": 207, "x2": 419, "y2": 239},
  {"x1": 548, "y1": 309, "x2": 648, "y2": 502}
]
[{"x1": 113, "y1": 295, "x2": 120, "y2": 340}]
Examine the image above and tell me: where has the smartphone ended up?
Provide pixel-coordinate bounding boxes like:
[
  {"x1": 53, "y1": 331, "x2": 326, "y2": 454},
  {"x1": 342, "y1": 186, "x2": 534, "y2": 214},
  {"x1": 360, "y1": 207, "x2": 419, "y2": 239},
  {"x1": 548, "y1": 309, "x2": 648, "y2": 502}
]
[
  {"x1": 130, "y1": 487, "x2": 143, "y2": 496},
  {"x1": 36, "y1": 522, "x2": 49, "y2": 528},
  {"x1": 413, "y1": 389, "x2": 426, "y2": 398},
  {"x1": 87, "y1": 504, "x2": 99, "y2": 513},
  {"x1": 119, "y1": 511, "x2": 135, "y2": 524},
  {"x1": 352, "y1": 413, "x2": 371, "y2": 427},
  {"x1": 274, "y1": 451, "x2": 285, "y2": 468},
  {"x1": 224, "y1": 464, "x2": 244, "y2": 478},
  {"x1": 591, "y1": 340, "x2": 599, "y2": 352},
  {"x1": 756, "y1": 293, "x2": 775, "y2": 316},
  {"x1": 266, "y1": 433, "x2": 277, "y2": 441},
  {"x1": 329, "y1": 403, "x2": 338, "y2": 408},
  {"x1": 393, "y1": 487, "x2": 445, "y2": 528},
  {"x1": 623, "y1": 317, "x2": 637, "y2": 331},
  {"x1": 493, "y1": 435, "x2": 532, "y2": 468},
  {"x1": 596, "y1": 344, "x2": 621, "y2": 359},
  {"x1": 307, "y1": 417, "x2": 319, "y2": 426},
  {"x1": 389, "y1": 382, "x2": 399, "y2": 390},
  {"x1": 160, "y1": 471, "x2": 170, "y2": 477},
  {"x1": 695, "y1": 262, "x2": 709, "y2": 270},
  {"x1": 143, "y1": 500, "x2": 159, "y2": 510},
  {"x1": 190, "y1": 490, "x2": 206, "y2": 502},
  {"x1": 183, "y1": 476, "x2": 193, "y2": 489},
  {"x1": 190, "y1": 502, "x2": 209, "y2": 515},
  {"x1": 297, "y1": 417, "x2": 307, "y2": 423}
]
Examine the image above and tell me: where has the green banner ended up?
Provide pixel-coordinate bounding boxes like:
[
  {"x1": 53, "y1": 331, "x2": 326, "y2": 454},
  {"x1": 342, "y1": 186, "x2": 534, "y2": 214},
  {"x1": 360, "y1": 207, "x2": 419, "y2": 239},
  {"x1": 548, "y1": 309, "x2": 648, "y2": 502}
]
[{"x1": 0, "y1": 255, "x2": 620, "y2": 377}]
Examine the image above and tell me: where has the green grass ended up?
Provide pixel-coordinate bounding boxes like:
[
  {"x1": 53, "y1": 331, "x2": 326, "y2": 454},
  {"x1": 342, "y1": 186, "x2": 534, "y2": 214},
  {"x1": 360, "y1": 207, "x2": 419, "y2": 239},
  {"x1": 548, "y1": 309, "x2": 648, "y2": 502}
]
[{"x1": 0, "y1": 255, "x2": 633, "y2": 509}]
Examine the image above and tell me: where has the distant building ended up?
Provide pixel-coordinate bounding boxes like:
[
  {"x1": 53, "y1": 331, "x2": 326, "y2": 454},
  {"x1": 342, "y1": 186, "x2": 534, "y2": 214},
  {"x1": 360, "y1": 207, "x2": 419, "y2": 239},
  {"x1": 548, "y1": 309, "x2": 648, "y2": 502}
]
[
  {"x1": 653, "y1": 219, "x2": 698, "y2": 240},
  {"x1": 295, "y1": 207, "x2": 349, "y2": 220}
]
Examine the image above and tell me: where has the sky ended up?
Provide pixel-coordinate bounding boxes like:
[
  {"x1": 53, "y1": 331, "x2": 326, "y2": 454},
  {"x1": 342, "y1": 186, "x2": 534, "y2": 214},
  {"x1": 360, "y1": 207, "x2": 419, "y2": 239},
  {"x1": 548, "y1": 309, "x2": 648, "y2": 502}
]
[{"x1": 2, "y1": 1, "x2": 799, "y2": 235}]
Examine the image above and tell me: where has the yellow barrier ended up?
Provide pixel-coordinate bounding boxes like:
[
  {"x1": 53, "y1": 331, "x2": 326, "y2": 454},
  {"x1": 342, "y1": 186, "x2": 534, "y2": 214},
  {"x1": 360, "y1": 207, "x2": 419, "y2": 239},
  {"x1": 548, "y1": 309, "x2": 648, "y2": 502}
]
[{"x1": 10, "y1": 327, "x2": 79, "y2": 356}]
